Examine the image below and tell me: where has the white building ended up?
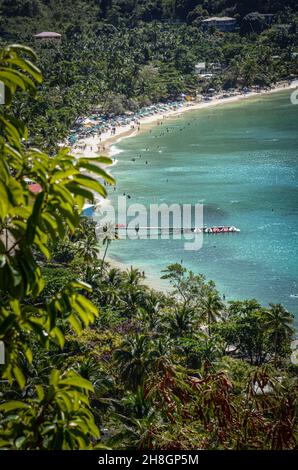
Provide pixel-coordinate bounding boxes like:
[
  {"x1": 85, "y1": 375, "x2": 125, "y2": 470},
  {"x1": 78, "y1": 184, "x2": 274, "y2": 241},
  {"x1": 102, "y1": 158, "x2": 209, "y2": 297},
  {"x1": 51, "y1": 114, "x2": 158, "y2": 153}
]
[
  {"x1": 34, "y1": 31, "x2": 62, "y2": 41},
  {"x1": 194, "y1": 62, "x2": 206, "y2": 74},
  {"x1": 202, "y1": 17, "x2": 237, "y2": 32}
]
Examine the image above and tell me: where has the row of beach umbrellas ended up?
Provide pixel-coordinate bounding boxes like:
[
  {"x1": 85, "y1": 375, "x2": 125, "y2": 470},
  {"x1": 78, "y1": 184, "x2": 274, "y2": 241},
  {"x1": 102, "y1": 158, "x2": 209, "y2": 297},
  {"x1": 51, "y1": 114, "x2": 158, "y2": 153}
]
[{"x1": 67, "y1": 100, "x2": 185, "y2": 145}]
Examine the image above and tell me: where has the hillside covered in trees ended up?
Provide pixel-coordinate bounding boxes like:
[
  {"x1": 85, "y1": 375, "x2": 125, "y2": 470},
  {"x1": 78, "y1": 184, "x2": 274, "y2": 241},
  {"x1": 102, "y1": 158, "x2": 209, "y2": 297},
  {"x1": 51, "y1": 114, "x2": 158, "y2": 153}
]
[
  {"x1": 1, "y1": 0, "x2": 298, "y2": 34},
  {"x1": 0, "y1": 0, "x2": 297, "y2": 150},
  {"x1": 0, "y1": 47, "x2": 297, "y2": 444},
  {"x1": 0, "y1": 2, "x2": 298, "y2": 453}
]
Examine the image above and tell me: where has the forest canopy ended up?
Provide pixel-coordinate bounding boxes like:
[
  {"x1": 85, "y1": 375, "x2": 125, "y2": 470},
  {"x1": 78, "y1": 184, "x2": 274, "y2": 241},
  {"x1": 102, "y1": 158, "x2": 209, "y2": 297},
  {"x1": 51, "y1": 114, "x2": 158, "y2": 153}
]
[
  {"x1": 1, "y1": 1, "x2": 298, "y2": 35},
  {"x1": 0, "y1": 0, "x2": 297, "y2": 452},
  {"x1": 0, "y1": 0, "x2": 297, "y2": 151}
]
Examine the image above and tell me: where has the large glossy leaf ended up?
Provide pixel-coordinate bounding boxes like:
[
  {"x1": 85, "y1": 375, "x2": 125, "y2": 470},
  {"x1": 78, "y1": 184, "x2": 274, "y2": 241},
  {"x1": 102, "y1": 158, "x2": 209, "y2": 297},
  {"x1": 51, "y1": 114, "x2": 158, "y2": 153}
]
[{"x1": 0, "y1": 401, "x2": 29, "y2": 412}]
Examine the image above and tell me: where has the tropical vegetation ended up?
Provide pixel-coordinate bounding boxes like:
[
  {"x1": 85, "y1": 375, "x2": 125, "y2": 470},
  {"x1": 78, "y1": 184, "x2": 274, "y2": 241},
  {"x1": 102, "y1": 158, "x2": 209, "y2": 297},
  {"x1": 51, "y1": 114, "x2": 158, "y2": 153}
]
[
  {"x1": 0, "y1": 0, "x2": 297, "y2": 451},
  {"x1": 0, "y1": 0, "x2": 297, "y2": 150}
]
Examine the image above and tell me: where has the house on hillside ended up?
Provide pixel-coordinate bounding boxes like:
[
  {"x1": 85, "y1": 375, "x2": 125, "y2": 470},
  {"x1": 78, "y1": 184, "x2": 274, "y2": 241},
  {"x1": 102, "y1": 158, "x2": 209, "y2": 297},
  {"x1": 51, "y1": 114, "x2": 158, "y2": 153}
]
[
  {"x1": 194, "y1": 62, "x2": 206, "y2": 74},
  {"x1": 202, "y1": 17, "x2": 237, "y2": 32},
  {"x1": 195, "y1": 61, "x2": 225, "y2": 79},
  {"x1": 34, "y1": 32, "x2": 62, "y2": 41},
  {"x1": 209, "y1": 62, "x2": 224, "y2": 73}
]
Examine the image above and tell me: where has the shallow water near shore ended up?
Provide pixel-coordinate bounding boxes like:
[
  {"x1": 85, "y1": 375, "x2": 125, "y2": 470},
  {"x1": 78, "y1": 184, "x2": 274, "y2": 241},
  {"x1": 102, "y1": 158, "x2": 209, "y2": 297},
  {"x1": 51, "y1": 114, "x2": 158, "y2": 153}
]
[{"x1": 103, "y1": 91, "x2": 298, "y2": 322}]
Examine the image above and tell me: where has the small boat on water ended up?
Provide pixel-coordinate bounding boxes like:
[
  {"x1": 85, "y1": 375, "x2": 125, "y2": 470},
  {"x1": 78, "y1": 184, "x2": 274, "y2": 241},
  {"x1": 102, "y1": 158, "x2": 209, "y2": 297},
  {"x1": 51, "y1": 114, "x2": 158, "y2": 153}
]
[{"x1": 194, "y1": 225, "x2": 240, "y2": 234}]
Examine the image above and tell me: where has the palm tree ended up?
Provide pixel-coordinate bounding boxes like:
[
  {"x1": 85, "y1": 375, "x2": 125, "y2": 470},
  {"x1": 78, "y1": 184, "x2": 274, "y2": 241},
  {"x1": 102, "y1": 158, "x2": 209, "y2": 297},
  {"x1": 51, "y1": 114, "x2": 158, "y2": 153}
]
[
  {"x1": 123, "y1": 267, "x2": 143, "y2": 286},
  {"x1": 98, "y1": 267, "x2": 124, "y2": 307},
  {"x1": 135, "y1": 292, "x2": 163, "y2": 332},
  {"x1": 166, "y1": 307, "x2": 195, "y2": 338},
  {"x1": 84, "y1": 264, "x2": 102, "y2": 285},
  {"x1": 149, "y1": 337, "x2": 174, "y2": 373},
  {"x1": 121, "y1": 386, "x2": 152, "y2": 419},
  {"x1": 114, "y1": 334, "x2": 152, "y2": 390},
  {"x1": 105, "y1": 267, "x2": 123, "y2": 287},
  {"x1": 200, "y1": 289, "x2": 224, "y2": 335},
  {"x1": 74, "y1": 357, "x2": 113, "y2": 394},
  {"x1": 75, "y1": 234, "x2": 100, "y2": 265},
  {"x1": 179, "y1": 333, "x2": 223, "y2": 369},
  {"x1": 95, "y1": 222, "x2": 118, "y2": 275},
  {"x1": 74, "y1": 218, "x2": 97, "y2": 242},
  {"x1": 265, "y1": 304, "x2": 294, "y2": 366},
  {"x1": 120, "y1": 267, "x2": 148, "y2": 317},
  {"x1": 123, "y1": 286, "x2": 146, "y2": 318}
]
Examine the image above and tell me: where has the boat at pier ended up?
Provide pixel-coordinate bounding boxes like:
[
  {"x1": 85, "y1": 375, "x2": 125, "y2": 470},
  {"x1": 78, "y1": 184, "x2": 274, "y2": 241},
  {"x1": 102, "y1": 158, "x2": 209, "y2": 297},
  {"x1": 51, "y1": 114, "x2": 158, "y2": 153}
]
[{"x1": 194, "y1": 226, "x2": 240, "y2": 234}]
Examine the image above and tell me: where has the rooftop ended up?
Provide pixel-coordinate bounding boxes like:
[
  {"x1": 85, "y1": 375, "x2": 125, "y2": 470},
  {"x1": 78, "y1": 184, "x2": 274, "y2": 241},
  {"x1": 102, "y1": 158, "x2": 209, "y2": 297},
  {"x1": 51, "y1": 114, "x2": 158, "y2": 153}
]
[
  {"x1": 34, "y1": 31, "x2": 61, "y2": 38},
  {"x1": 202, "y1": 17, "x2": 236, "y2": 23},
  {"x1": 28, "y1": 183, "x2": 42, "y2": 194}
]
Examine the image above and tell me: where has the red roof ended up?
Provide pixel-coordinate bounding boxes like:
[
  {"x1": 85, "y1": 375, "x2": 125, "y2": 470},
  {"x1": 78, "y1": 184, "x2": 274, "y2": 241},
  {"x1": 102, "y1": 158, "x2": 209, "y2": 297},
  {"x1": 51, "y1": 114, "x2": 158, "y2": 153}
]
[{"x1": 28, "y1": 183, "x2": 42, "y2": 194}]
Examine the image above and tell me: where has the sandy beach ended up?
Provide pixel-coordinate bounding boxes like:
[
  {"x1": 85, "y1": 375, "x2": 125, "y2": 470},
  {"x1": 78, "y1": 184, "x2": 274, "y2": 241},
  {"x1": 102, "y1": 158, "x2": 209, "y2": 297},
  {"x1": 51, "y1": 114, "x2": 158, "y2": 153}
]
[
  {"x1": 104, "y1": 255, "x2": 170, "y2": 292},
  {"x1": 74, "y1": 81, "x2": 295, "y2": 290},
  {"x1": 71, "y1": 82, "x2": 294, "y2": 160}
]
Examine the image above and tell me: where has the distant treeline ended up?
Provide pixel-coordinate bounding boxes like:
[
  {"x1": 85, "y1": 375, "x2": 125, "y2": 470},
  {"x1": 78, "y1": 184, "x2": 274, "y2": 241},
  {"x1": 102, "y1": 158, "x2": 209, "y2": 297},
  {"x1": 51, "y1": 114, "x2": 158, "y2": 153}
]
[
  {"x1": 0, "y1": 0, "x2": 297, "y2": 151},
  {"x1": 0, "y1": 0, "x2": 297, "y2": 38}
]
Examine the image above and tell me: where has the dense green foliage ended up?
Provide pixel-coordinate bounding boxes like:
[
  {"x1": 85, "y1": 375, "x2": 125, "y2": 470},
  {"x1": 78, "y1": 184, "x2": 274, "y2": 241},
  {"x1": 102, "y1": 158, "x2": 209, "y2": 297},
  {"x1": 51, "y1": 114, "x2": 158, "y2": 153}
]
[
  {"x1": 1, "y1": 127, "x2": 297, "y2": 448},
  {"x1": 0, "y1": 44, "x2": 115, "y2": 448},
  {"x1": 0, "y1": 1, "x2": 297, "y2": 150},
  {"x1": 2, "y1": 218, "x2": 297, "y2": 449},
  {"x1": 1, "y1": 1, "x2": 297, "y2": 31},
  {"x1": 0, "y1": 1, "x2": 297, "y2": 450}
]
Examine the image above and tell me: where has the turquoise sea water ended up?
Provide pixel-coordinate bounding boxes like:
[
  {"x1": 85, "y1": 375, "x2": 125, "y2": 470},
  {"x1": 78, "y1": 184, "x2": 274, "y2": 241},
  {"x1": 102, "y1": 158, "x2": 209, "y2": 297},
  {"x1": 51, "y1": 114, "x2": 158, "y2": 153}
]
[{"x1": 105, "y1": 91, "x2": 298, "y2": 321}]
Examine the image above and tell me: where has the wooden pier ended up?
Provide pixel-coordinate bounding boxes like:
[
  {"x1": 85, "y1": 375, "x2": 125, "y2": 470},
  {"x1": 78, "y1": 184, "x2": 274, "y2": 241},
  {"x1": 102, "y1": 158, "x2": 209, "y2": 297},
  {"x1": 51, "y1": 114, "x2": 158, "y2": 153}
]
[{"x1": 115, "y1": 226, "x2": 240, "y2": 234}]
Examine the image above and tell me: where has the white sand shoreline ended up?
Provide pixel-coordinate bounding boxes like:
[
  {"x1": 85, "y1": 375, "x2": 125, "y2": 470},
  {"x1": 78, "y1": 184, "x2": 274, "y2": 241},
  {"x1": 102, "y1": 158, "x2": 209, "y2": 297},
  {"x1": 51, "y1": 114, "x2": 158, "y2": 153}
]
[
  {"x1": 71, "y1": 82, "x2": 295, "y2": 161},
  {"x1": 75, "y1": 81, "x2": 295, "y2": 289},
  {"x1": 105, "y1": 255, "x2": 170, "y2": 292}
]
